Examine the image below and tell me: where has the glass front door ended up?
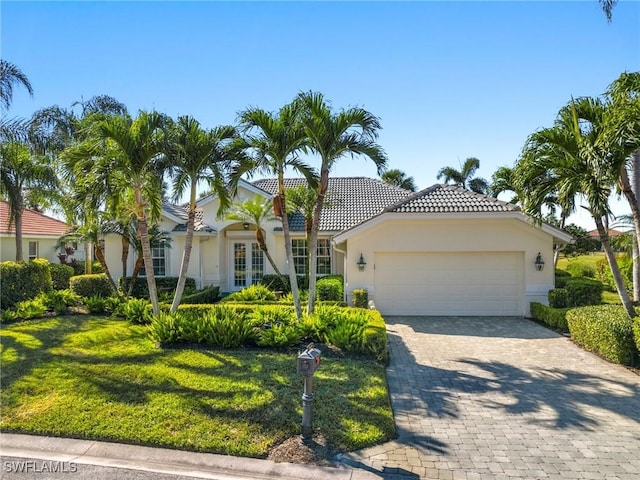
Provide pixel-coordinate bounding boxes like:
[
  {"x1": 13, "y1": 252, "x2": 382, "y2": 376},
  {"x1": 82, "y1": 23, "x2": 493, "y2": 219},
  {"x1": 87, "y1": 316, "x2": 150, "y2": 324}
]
[{"x1": 232, "y1": 241, "x2": 263, "y2": 290}]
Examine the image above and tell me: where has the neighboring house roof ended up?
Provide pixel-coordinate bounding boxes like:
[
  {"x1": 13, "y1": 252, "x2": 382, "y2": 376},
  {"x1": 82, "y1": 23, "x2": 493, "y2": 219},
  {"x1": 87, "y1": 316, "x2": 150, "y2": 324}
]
[
  {"x1": 385, "y1": 184, "x2": 520, "y2": 214},
  {"x1": 587, "y1": 228, "x2": 625, "y2": 238},
  {"x1": 252, "y1": 177, "x2": 412, "y2": 232},
  {"x1": 0, "y1": 200, "x2": 70, "y2": 236},
  {"x1": 162, "y1": 203, "x2": 216, "y2": 233}
]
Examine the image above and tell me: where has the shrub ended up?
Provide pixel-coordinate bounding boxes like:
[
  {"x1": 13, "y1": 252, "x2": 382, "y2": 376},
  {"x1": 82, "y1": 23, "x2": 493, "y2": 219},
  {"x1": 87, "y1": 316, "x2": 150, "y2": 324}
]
[
  {"x1": 555, "y1": 269, "x2": 571, "y2": 288},
  {"x1": 257, "y1": 323, "x2": 300, "y2": 348},
  {"x1": 221, "y1": 284, "x2": 276, "y2": 303},
  {"x1": 84, "y1": 295, "x2": 108, "y2": 314},
  {"x1": 121, "y1": 298, "x2": 153, "y2": 325},
  {"x1": 634, "y1": 318, "x2": 640, "y2": 353},
  {"x1": 565, "y1": 261, "x2": 595, "y2": 278},
  {"x1": 181, "y1": 285, "x2": 220, "y2": 305},
  {"x1": 567, "y1": 305, "x2": 637, "y2": 365},
  {"x1": 70, "y1": 274, "x2": 113, "y2": 298},
  {"x1": 14, "y1": 298, "x2": 48, "y2": 320},
  {"x1": 50, "y1": 264, "x2": 75, "y2": 290},
  {"x1": 259, "y1": 274, "x2": 307, "y2": 293},
  {"x1": 316, "y1": 275, "x2": 343, "y2": 301},
  {"x1": 548, "y1": 288, "x2": 569, "y2": 308},
  {"x1": 595, "y1": 255, "x2": 632, "y2": 292},
  {"x1": 530, "y1": 302, "x2": 570, "y2": 333},
  {"x1": 38, "y1": 289, "x2": 82, "y2": 314},
  {"x1": 150, "y1": 312, "x2": 180, "y2": 344},
  {"x1": 197, "y1": 307, "x2": 256, "y2": 348},
  {"x1": 119, "y1": 277, "x2": 196, "y2": 299},
  {"x1": 564, "y1": 277, "x2": 603, "y2": 307},
  {"x1": 0, "y1": 259, "x2": 52, "y2": 310},
  {"x1": 352, "y1": 289, "x2": 368, "y2": 309}
]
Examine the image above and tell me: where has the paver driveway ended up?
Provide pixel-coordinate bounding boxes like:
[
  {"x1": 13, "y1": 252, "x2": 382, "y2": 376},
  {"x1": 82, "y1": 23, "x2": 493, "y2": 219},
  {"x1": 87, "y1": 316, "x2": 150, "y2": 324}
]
[{"x1": 340, "y1": 317, "x2": 640, "y2": 480}]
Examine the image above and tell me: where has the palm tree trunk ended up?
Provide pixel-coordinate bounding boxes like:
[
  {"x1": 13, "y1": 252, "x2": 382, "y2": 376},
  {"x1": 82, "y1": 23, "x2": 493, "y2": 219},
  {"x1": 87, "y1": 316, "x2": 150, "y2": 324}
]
[
  {"x1": 618, "y1": 164, "x2": 640, "y2": 301},
  {"x1": 128, "y1": 256, "x2": 144, "y2": 297},
  {"x1": 135, "y1": 189, "x2": 160, "y2": 315},
  {"x1": 94, "y1": 245, "x2": 118, "y2": 294},
  {"x1": 14, "y1": 209, "x2": 24, "y2": 261},
  {"x1": 84, "y1": 241, "x2": 93, "y2": 274},
  {"x1": 307, "y1": 171, "x2": 329, "y2": 315},
  {"x1": 595, "y1": 216, "x2": 636, "y2": 318},
  {"x1": 278, "y1": 185, "x2": 302, "y2": 319},
  {"x1": 171, "y1": 187, "x2": 197, "y2": 312},
  {"x1": 257, "y1": 227, "x2": 284, "y2": 278},
  {"x1": 121, "y1": 235, "x2": 129, "y2": 279}
]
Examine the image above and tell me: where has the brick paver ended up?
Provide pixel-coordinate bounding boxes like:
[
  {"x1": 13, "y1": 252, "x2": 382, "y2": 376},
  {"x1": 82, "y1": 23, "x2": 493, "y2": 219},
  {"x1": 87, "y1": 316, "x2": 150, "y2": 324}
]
[{"x1": 340, "y1": 317, "x2": 640, "y2": 479}]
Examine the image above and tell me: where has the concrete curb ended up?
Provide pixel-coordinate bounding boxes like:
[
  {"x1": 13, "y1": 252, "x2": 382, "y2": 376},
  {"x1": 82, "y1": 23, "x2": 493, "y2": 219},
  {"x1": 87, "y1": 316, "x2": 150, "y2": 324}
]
[{"x1": 0, "y1": 433, "x2": 380, "y2": 480}]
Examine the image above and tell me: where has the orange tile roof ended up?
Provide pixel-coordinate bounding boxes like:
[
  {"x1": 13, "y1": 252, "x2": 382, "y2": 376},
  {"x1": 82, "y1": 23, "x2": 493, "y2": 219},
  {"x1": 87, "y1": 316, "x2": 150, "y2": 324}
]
[{"x1": 0, "y1": 201, "x2": 71, "y2": 236}]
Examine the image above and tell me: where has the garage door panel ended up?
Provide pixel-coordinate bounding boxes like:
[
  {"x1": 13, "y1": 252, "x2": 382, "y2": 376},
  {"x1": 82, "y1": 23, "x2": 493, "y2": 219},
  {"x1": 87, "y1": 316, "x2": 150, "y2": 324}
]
[{"x1": 374, "y1": 252, "x2": 523, "y2": 316}]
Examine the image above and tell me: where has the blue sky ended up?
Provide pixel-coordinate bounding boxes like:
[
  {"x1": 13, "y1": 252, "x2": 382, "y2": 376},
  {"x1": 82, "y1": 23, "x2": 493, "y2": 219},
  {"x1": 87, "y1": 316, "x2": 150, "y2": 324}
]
[{"x1": 3, "y1": 1, "x2": 639, "y2": 229}]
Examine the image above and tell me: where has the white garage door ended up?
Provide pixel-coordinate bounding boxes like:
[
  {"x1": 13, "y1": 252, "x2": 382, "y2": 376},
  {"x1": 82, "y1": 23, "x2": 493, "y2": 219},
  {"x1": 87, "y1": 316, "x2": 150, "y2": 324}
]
[{"x1": 373, "y1": 252, "x2": 523, "y2": 316}]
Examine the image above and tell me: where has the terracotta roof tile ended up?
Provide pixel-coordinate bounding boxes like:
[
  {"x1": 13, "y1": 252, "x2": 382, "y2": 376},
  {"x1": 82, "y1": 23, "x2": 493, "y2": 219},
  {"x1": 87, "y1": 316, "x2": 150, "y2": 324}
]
[{"x1": 0, "y1": 201, "x2": 71, "y2": 236}]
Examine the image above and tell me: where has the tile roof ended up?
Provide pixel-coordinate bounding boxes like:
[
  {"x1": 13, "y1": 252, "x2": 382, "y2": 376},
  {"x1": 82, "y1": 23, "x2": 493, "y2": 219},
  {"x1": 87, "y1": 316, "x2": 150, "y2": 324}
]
[
  {"x1": 252, "y1": 177, "x2": 412, "y2": 231},
  {"x1": 385, "y1": 184, "x2": 520, "y2": 214},
  {"x1": 0, "y1": 201, "x2": 71, "y2": 236},
  {"x1": 163, "y1": 203, "x2": 216, "y2": 233}
]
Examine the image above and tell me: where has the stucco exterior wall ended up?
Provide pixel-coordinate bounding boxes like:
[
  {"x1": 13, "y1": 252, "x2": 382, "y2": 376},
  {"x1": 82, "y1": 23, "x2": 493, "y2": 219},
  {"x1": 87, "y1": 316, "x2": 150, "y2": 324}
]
[{"x1": 340, "y1": 215, "x2": 555, "y2": 315}]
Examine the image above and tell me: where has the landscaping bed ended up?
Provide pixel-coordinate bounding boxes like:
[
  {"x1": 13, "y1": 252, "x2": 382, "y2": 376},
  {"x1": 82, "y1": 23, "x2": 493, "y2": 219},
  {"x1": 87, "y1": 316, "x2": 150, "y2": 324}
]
[{"x1": 0, "y1": 315, "x2": 395, "y2": 460}]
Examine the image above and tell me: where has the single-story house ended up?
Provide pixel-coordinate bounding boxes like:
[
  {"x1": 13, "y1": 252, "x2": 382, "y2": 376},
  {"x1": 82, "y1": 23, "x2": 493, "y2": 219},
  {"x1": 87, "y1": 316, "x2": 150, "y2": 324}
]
[
  {"x1": 0, "y1": 200, "x2": 83, "y2": 264},
  {"x1": 102, "y1": 177, "x2": 572, "y2": 316}
]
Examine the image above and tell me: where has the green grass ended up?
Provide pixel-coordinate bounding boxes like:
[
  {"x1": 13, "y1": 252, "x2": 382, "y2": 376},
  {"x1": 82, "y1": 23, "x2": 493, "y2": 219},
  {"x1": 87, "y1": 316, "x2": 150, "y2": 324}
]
[
  {"x1": 0, "y1": 316, "x2": 395, "y2": 457},
  {"x1": 557, "y1": 253, "x2": 606, "y2": 271}
]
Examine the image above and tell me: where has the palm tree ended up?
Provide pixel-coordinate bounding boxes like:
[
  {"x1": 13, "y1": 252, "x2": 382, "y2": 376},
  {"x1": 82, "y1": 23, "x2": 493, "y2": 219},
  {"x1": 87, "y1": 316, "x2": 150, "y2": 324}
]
[
  {"x1": 0, "y1": 141, "x2": 58, "y2": 261},
  {"x1": 0, "y1": 60, "x2": 33, "y2": 111},
  {"x1": 225, "y1": 194, "x2": 285, "y2": 280},
  {"x1": 515, "y1": 98, "x2": 635, "y2": 318},
  {"x1": 437, "y1": 157, "x2": 489, "y2": 194},
  {"x1": 232, "y1": 101, "x2": 315, "y2": 319},
  {"x1": 89, "y1": 111, "x2": 167, "y2": 315},
  {"x1": 126, "y1": 224, "x2": 172, "y2": 298},
  {"x1": 381, "y1": 168, "x2": 417, "y2": 192},
  {"x1": 165, "y1": 116, "x2": 236, "y2": 311},
  {"x1": 296, "y1": 91, "x2": 388, "y2": 314},
  {"x1": 599, "y1": 0, "x2": 618, "y2": 22}
]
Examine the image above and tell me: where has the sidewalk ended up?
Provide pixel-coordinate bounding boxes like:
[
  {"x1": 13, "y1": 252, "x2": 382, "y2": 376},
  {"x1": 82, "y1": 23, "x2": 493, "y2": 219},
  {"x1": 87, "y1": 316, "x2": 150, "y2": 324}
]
[{"x1": 0, "y1": 433, "x2": 380, "y2": 480}]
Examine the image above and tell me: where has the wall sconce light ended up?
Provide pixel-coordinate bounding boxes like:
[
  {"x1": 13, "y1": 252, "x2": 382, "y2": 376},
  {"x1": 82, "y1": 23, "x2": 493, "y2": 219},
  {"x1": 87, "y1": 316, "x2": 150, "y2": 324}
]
[
  {"x1": 242, "y1": 222, "x2": 250, "y2": 230},
  {"x1": 357, "y1": 253, "x2": 367, "y2": 271},
  {"x1": 535, "y1": 252, "x2": 545, "y2": 271}
]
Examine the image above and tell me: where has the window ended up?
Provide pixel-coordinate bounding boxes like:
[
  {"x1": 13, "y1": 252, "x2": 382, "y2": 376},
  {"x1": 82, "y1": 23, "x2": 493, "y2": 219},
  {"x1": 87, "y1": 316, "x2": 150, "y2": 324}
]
[
  {"x1": 28, "y1": 241, "x2": 39, "y2": 260},
  {"x1": 292, "y1": 239, "x2": 307, "y2": 275},
  {"x1": 291, "y1": 239, "x2": 332, "y2": 276},
  {"x1": 317, "y1": 239, "x2": 332, "y2": 276},
  {"x1": 140, "y1": 247, "x2": 166, "y2": 277}
]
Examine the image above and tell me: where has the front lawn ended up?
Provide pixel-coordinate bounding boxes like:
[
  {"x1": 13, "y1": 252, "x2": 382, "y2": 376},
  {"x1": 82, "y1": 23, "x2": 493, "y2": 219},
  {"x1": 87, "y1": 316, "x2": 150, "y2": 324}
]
[{"x1": 0, "y1": 316, "x2": 395, "y2": 457}]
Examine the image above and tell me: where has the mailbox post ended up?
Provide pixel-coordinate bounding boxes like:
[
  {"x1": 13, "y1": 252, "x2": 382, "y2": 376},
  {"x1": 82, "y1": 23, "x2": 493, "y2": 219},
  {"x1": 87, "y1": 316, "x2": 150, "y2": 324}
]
[{"x1": 297, "y1": 344, "x2": 321, "y2": 443}]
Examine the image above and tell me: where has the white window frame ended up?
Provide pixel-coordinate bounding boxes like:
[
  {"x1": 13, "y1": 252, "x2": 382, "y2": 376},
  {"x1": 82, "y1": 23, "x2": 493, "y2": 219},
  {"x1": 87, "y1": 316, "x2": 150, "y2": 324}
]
[{"x1": 28, "y1": 241, "x2": 39, "y2": 260}]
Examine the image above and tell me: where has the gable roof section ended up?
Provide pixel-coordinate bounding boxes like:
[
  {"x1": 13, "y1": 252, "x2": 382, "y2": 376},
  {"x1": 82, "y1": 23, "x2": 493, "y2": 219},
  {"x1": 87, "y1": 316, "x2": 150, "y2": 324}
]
[
  {"x1": 252, "y1": 177, "x2": 412, "y2": 232},
  {"x1": 334, "y1": 183, "x2": 573, "y2": 244},
  {"x1": 0, "y1": 200, "x2": 71, "y2": 236},
  {"x1": 385, "y1": 184, "x2": 520, "y2": 214},
  {"x1": 162, "y1": 203, "x2": 216, "y2": 233}
]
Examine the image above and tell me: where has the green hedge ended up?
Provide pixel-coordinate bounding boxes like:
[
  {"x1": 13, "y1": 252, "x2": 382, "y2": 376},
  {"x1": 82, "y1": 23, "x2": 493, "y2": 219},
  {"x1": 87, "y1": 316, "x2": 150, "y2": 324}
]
[
  {"x1": 181, "y1": 285, "x2": 220, "y2": 304},
  {"x1": 0, "y1": 259, "x2": 53, "y2": 310},
  {"x1": 50, "y1": 264, "x2": 75, "y2": 290},
  {"x1": 70, "y1": 274, "x2": 113, "y2": 298},
  {"x1": 564, "y1": 277, "x2": 603, "y2": 306},
  {"x1": 316, "y1": 275, "x2": 344, "y2": 301},
  {"x1": 567, "y1": 305, "x2": 638, "y2": 366},
  {"x1": 565, "y1": 261, "x2": 595, "y2": 278},
  {"x1": 530, "y1": 302, "x2": 570, "y2": 333},
  {"x1": 548, "y1": 288, "x2": 568, "y2": 309},
  {"x1": 149, "y1": 303, "x2": 387, "y2": 362},
  {"x1": 119, "y1": 276, "x2": 196, "y2": 298},
  {"x1": 259, "y1": 274, "x2": 308, "y2": 293},
  {"x1": 634, "y1": 318, "x2": 640, "y2": 353},
  {"x1": 555, "y1": 268, "x2": 571, "y2": 288}
]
